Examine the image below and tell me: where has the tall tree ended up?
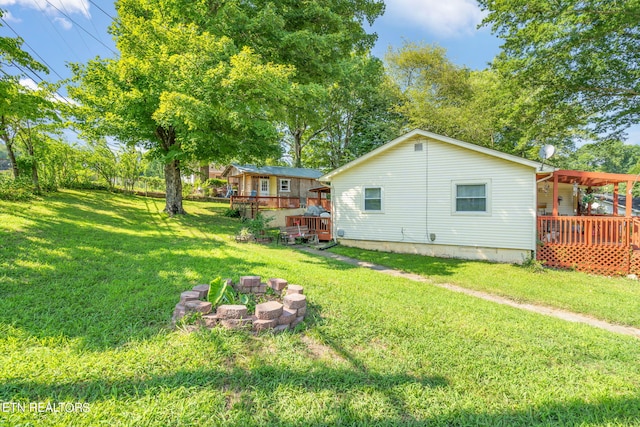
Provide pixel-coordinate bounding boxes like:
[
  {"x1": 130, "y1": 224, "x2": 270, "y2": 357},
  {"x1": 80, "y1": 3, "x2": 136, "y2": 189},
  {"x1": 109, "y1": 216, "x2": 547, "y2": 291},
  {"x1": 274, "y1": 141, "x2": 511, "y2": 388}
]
[
  {"x1": 385, "y1": 42, "x2": 584, "y2": 159},
  {"x1": 305, "y1": 54, "x2": 404, "y2": 169},
  {"x1": 0, "y1": 9, "x2": 50, "y2": 181},
  {"x1": 479, "y1": 0, "x2": 640, "y2": 138},
  {"x1": 70, "y1": 1, "x2": 292, "y2": 215}
]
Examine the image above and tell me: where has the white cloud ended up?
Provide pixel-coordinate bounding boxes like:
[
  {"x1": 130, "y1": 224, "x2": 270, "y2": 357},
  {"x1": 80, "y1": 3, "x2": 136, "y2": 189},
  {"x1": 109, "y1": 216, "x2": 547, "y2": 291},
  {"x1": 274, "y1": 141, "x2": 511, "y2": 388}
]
[
  {"x1": 19, "y1": 77, "x2": 38, "y2": 90},
  {"x1": 19, "y1": 77, "x2": 75, "y2": 104},
  {"x1": 0, "y1": 0, "x2": 90, "y2": 17},
  {"x1": 0, "y1": 0, "x2": 91, "y2": 29},
  {"x1": 383, "y1": 0, "x2": 485, "y2": 37},
  {"x1": 1, "y1": 10, "x2": 22, "y2": 23},
  {"x1": 53, "y1": 16, "x2": 72, "y2": 29}
]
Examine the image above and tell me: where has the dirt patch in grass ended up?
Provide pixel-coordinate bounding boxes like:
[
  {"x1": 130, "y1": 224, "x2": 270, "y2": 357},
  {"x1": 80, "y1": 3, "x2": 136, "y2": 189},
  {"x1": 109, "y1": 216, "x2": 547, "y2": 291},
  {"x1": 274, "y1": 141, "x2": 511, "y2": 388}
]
[{"x1": 301, "y1": 335, "x2": 346, "y2": 362}]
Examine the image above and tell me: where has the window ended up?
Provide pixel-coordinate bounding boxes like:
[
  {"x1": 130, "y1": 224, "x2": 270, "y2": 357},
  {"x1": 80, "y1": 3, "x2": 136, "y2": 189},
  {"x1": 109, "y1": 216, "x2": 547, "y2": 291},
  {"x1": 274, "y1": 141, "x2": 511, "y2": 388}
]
[
  {"x1": 456, "y1": 184, "x2": 487, "y2": 212},
  {"x1": 279, "y1": 179, "x2": 291, "y2": 192},
  {"x1": 364, "y1": 187, "x2": 382, "y2": 211}
]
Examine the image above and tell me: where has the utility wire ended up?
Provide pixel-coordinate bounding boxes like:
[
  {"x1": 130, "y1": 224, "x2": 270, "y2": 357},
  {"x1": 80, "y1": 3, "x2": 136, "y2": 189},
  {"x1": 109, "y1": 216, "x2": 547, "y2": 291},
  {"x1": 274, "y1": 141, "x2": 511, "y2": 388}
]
[
  {"x1": 43, "y1": 0, "x2": 118, "y2": 55},
  {"x1": 0, "y1": 17, "x2": 65, "y2": 81}
]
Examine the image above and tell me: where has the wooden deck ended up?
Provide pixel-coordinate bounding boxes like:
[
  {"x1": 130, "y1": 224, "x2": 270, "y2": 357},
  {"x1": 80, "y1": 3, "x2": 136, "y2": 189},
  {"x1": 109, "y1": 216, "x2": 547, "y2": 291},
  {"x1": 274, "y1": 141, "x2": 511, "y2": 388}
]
[
  {"x1": 536, "y1": 216, "x2": 640, "y2": 275},
  {"x1": 286, "y1": 215, "x2": 332, "y2": 241}
]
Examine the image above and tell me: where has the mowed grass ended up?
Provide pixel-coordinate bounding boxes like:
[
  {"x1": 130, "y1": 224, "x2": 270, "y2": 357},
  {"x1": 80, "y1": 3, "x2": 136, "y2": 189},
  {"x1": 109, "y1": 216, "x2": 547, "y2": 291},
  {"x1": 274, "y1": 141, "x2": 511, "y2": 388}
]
[
  {"x1": 0, "y1": 190, "x2": 639, "y2": 426},
  {"x1": 329, "y1": 246, "x2": 640, "y2": 328}
]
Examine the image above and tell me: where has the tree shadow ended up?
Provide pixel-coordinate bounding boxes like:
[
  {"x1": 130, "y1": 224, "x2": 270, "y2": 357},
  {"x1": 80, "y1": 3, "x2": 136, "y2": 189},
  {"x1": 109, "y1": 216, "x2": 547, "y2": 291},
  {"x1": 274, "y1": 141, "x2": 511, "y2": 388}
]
[{"x1": 0, "y1": 191, "x2": 268, "y2": 350}]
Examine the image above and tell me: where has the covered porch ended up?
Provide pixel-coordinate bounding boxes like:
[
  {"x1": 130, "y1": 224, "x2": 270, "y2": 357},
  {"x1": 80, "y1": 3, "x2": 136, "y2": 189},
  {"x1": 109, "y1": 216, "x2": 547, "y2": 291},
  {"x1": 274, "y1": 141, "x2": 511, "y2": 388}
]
[{"x1": 536, "y1": 170, "x2": 640, "y2": 275}]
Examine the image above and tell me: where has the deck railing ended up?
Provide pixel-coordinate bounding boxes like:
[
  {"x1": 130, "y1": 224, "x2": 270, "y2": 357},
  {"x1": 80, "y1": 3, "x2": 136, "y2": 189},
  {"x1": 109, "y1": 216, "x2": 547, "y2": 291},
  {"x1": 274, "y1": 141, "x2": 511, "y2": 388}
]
[
  {"x1": 306, "y1": 198, "x2": 331, "y2": 211},
  {"x1": 231, "y1": 195, "x2": 300, "y2": 210},
  {"x1": 537, "y1": 216, "x2": 640, "y2": 248},
  {"x1": 285, "y1": 215, "x2": 332, "y2": 241}
]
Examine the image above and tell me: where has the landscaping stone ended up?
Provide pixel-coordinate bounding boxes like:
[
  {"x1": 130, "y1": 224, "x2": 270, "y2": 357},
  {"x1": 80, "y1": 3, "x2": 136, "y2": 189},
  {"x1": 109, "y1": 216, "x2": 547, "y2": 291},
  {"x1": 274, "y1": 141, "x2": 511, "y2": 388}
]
[
  {"x1": 180, "y1": 291, "x2": 201, "y2": 303},
  {"x1": 202, "y1": 314, "x2": 219, "y2": 327},
  {"x1": 286, "y1": 285, "x2": 304, "y2": 295},
  {"x1": 278, "y1": 308, "x2": 297, "y2": 325},
  {"x1": 173, "y1": 275, "x2": 309, "y2": 334},
  {"x1": 283, "y1": 293, "x2": 307, "y2": 310},
  {"x1": 255, "y1": 301, "x2": 283, "y2": 320},
  {"x1": 240, "y1": 276, "x2": 261, "y2": 288},
  {"x1": 291, "y1": 316, "x2": 304, "y2": 329},
  {"x1": 216, "y1": 304, "x2": 248, "y2": 319},
  {"x1": 184, "y1": 300, "x2": 212, "y2": 314},
  {"x1": 273, "y1": 324, "x2": 290, "y2": 334},
  {"x1": 192, "y1": 284, "x2": 210, "y2": 299},
  {"x1": 269, "y1": 278, "x2": 288, "y2": 291},
  {"x1": 253, "y1": 318, "x2": 278, "y2": 332},
  {"x1": 220, "y1": 317, "x2": 254, "y2": 330}
]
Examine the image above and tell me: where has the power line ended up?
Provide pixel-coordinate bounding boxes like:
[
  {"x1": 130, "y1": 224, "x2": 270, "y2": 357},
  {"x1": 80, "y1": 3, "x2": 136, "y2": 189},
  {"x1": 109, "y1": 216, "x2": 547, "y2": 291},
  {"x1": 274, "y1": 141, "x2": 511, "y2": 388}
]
[
  {"x1": 43, "y1": 0, "x2": 118, "y2": 56},
  {"x1": 0, "y1": 17, "x2": 65, "y2": 81},
  {"x1": 87, "y1": 0, "x2": 117, "y2": 22}
]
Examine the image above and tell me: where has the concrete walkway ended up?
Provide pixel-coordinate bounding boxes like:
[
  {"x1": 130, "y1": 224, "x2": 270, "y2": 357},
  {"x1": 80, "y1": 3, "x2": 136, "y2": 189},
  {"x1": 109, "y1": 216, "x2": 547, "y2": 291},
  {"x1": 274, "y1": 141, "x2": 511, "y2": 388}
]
[{"x1": 298, "y1": 246, "x2": 640, "y2": 339}]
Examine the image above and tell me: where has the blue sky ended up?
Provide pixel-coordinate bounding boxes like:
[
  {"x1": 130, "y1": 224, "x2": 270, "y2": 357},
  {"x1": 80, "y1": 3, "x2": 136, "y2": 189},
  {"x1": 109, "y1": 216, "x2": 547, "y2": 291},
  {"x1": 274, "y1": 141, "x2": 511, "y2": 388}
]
[{"x1": 0, "y1": 0, "x2": 501, "y2": 86}]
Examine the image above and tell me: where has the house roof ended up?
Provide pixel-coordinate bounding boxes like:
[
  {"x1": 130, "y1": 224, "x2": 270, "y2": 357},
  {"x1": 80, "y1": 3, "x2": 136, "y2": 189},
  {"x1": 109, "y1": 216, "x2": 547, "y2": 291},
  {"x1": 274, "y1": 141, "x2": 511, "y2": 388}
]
[
  {"x1": 319, "y1": 129, "x2": 553, "y2": 181},
  {"x1": 222, "y1": 164, "x2": 323, "y2": 179}
]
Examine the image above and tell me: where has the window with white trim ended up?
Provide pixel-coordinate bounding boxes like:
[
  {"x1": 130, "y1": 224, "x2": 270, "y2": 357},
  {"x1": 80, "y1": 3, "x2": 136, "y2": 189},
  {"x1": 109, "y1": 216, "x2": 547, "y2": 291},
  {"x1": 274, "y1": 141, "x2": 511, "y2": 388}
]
[
  {"x1": 455, "y1": 183, "x2": 487, "y2": 212},
  {"x1": 364, "y1": 187, "x2": 382, "y2": 212},
  {"x1": 279, "y1": 179, "x2": 291, "y2": 192}
]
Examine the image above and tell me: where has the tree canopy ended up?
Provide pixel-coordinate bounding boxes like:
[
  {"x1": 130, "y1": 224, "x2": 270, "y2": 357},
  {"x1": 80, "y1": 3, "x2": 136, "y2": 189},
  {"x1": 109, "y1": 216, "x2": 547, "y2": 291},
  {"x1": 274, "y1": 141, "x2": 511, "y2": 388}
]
[{"x1": 479, "y1": 0, "x2": 640, "y2": 138}]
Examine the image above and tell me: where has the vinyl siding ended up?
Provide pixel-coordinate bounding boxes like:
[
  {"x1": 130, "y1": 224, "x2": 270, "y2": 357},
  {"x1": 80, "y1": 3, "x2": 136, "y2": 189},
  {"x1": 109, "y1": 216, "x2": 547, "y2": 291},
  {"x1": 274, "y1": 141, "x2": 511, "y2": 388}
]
[{"x1": 332, "y1": 137, "x2": 537, "y2": 251}]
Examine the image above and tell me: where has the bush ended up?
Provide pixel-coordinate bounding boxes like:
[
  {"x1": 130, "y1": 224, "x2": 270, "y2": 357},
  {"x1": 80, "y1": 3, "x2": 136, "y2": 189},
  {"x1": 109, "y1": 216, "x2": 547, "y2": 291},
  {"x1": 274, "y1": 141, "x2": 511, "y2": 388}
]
[
  {"x1": 0, "y1": 175, "x2": 37, "y2": 201},
  {"x1": 222, "y1": 207, "x2": 241, "y2": 218}
]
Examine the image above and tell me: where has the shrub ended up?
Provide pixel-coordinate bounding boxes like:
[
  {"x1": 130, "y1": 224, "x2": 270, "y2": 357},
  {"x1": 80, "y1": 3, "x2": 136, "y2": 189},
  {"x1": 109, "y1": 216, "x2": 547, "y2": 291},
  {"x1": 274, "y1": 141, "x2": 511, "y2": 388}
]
[{"x1": 0, "y1": 175, "x2": 37, "y2": 201}]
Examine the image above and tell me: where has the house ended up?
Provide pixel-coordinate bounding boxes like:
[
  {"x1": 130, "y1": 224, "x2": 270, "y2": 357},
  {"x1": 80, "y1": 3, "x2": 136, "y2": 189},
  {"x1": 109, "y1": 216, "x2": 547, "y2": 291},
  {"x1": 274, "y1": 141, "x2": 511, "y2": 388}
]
[
  {"x1": 319, "y1": 129, "x2": 640, "y2": 275},
  {"x1": 319, "y1": 129, "x2": 552, "y2": 263},
  {"x1": 222, "y1": 164, "x2": 323, "y2": 209}
]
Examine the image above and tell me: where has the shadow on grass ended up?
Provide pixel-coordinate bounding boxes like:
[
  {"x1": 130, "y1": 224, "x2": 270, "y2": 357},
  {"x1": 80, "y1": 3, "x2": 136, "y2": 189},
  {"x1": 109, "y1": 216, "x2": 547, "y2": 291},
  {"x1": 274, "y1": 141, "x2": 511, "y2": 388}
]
[
  {"x1": 0, "y1": 191, "x2": 267, "y2": 350},
  {"x1": 2, "y1": 361, "x2": 639, "y2": 426}
]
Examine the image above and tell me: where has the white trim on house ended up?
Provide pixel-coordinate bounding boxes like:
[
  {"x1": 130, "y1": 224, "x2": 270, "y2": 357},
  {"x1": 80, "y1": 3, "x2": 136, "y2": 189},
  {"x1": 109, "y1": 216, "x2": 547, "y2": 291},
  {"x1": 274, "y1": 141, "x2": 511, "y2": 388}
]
[{"x1": 319, "y1": 129, "x2": 554, "y2": 182}]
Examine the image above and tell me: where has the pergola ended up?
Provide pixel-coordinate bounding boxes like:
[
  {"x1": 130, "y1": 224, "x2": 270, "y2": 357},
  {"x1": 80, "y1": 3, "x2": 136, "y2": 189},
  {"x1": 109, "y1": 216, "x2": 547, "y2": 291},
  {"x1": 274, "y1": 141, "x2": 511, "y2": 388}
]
[{"x1": 538, "y1": 169, "x2": 637, "y2": 217}]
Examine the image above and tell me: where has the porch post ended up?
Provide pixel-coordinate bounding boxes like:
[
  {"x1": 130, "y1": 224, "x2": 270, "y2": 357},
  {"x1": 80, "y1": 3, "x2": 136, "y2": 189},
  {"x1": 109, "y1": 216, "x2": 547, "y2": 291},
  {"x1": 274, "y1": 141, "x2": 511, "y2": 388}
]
[
  {"x1": 626, "y1": 180, "x2": 633, "y2": 218},
  {"x1": 613, "y1": 183, "x2": 619, "y2": 216},
  {"x1": 552, "y1": 172, "x2": 559, "y2": 216}
]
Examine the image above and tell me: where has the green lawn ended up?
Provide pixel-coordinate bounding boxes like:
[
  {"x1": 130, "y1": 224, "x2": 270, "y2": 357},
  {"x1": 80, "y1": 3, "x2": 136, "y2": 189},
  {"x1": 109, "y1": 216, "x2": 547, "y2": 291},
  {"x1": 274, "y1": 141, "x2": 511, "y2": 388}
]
[
  {"x1": 1, "y1": 190, "x2": 640, "y2": 426},
  {"x1": 329, "y1": 246, "x2": 640, "y2": 328}
]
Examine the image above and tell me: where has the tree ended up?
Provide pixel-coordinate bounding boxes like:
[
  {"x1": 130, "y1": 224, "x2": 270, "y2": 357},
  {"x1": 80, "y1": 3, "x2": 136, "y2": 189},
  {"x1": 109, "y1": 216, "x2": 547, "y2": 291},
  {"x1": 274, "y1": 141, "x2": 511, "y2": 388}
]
[
  {"x1": 304, "y1": 54, "x2": 404, "y2": 170},
  {"x1": 70, "y1": 1, "x2": 293, "y2": 215},
  {"x1": 385, "y1": 42, "x2": 585, "y2": 159},
  {"x1": 0, "y1": 9, "x2": 50, "y2": 182},
  {"x1": 479, "y1": 0, "x2": 640, "y2": 138}
]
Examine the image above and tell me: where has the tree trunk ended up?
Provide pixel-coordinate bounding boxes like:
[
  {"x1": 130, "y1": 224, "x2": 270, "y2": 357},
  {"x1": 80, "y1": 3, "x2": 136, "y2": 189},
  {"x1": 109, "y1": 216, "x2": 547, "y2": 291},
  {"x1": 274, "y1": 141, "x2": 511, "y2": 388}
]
[
  {"x1": 0, "y1": 116, "x2": 19, "y2": 179},
  {"x1": 200, "y1": 164, "x2": 209, "y2": 182},
  {"x1": 164, "y1": 159, "x2": 185, "y2": 215},
  {"x1": 157, "y1": 125, "x2": 186, "y2": 215},
  {"x1": 293, "y1": 128, "x2": 303, "y2": 168}
]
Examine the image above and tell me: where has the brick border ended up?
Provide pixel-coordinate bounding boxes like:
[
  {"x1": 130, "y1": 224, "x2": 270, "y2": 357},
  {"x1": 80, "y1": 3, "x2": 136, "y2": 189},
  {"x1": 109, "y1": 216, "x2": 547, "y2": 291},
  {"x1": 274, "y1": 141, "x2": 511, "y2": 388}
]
[{"x1": 172, "y1": 276, "x2": 307, "y2": 333}]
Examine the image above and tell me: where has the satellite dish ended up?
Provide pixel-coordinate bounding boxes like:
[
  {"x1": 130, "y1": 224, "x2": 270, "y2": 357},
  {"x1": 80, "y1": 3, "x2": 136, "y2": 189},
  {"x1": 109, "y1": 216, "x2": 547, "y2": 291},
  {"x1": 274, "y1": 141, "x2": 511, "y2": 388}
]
[
  {"x1": 539, "y1": 144, "x2": 556, "y2": 160},
  {"x1": 538, "y1": 144, "x2": 556, "y2": 171}
]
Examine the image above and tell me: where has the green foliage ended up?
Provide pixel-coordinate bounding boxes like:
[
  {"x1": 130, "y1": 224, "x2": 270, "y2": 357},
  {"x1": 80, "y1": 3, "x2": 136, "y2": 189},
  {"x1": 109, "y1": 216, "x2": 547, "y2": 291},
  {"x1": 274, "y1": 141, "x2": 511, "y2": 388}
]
[
  {"x1": 0, "y1": 174, "x2": 36, "y2": 201},
  {"x1": 479, "y1": 0, "x2": 640, "y2": 138},
  {"x1": 222, "y1": 207, "x2": 241, "y2": 218},
  {"x1": 3, "y1": 191, "x2": 640, "y2": 425},
  {"x1": 207, "y1": 277, "x2": 237, "y2": 307},
  {"x1": 246, "y1": 212, "x2": 273, "y2": 236},
  {"x1": 178, "y1": 311, "x2": 202, "y2": 326},
  {"x1": 205, "y1": 178, "x2": 227, "y2": 188}
]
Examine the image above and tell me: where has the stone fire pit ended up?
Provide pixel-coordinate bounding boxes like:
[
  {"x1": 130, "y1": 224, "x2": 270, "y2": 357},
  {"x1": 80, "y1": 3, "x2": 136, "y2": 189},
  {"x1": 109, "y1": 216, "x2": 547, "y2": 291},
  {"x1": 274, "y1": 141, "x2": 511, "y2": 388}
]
[{"x1": 172, "y1": 276, "x2": 307, "y2": 333}]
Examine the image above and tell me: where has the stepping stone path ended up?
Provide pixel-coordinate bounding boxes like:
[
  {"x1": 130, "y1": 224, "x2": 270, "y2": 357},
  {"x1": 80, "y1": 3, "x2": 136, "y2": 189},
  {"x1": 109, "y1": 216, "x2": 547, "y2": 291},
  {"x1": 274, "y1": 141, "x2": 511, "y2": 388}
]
[{"x1": 172, "y1": 276, "x2": 307, "y2": 334}]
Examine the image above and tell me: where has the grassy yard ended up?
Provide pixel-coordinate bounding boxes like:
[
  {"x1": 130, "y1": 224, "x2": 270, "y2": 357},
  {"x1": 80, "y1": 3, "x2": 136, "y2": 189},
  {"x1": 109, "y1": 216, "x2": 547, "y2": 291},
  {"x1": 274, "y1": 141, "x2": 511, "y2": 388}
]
[
  {"x1": 1, "y1": 190, "x2": 640, "y2": 426},
  {"x1": 329, "y1": 246, "x2": 640, "y2": 329}
]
